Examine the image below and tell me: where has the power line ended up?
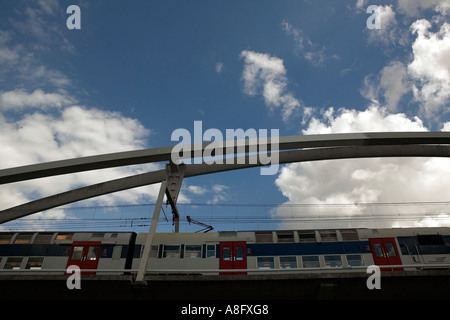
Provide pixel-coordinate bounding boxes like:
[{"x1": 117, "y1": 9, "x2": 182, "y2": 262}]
[{"x1": 3, "y1": 201, "x2": 450, "y2": 231}]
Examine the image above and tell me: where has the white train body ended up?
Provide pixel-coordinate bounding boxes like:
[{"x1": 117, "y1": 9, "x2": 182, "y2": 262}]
[{"x1": 1, "y1": 227, "x2": 450, "y2": 276}]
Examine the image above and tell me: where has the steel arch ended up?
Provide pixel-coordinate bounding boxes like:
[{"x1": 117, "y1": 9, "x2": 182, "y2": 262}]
[{"x1": 1, "y1": 132, "x2": 450, "y2": 224}]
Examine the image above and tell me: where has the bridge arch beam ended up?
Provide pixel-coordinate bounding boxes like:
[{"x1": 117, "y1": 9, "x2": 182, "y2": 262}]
[
  {"x1": 1, "y1": 131, "x2": 450, "y2": 185},
  {"x1": 1, "y1": 143, "x2": 450, "y2": 224}
]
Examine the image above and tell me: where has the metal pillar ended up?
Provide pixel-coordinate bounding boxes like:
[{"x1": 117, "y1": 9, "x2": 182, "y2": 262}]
[
  {"x1": 135, "y1": 180, "x2": 167, "y2": 283},
  {"x1": 135, "y1": 164, "x2": 184, "y2": 283},
  {"x1": 165, "y1": 163, "x2": 185, "y2": 233}
]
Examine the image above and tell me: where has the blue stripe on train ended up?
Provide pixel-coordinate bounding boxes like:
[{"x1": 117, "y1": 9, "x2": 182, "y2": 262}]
[
  {"x1": 0, "y1": 244, "x2": 128, "y2": 259},
  {"x1": 246, "y1": 241, "x2": 371, "y2": 256}
]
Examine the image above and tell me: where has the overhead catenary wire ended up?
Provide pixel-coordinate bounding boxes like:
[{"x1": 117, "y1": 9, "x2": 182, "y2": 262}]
[{"x1": 2, "y1": 201, "x2": 450, "y2": 231}]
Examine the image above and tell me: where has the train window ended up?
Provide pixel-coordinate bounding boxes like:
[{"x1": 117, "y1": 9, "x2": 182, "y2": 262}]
[
  {"x1": 277, "y1": 231, "x2": 294, "y2": 243},
  {"x1": 206, "y1": 245, "x2": 216, "y2": 258},
  {"x1": 150, "y1": 245, "x2": 159, "y2": 258},
  {"x1": 163, "y1": 245, "x2": 180, "y2": 258},
  {"x1": 0, "y1": 233, "x2": 14, "y2": 244},
  {"x1": 4, "y1": 257, "x2": 23, "y2": 270},
  {"x1": 185, "y1": 245, "x2": 202, "y2": 258},
  {"x1": 280, "y1": 256, "x2": 297, "y2": 269},
  {"x1": 417, "y1": 234, "x2": 445, "y2": 246},
  {"x1": 256, "y1": 232, "x2": 273, "y2": 243},
  {"x1": 34, "y1": 233, "x2": 54, "y2": 244},
  {"x1": 222, "y1": 247, "x2": 231, "y2": 260},
  {"x1": 71, "y1": 246, "x2": 84, "y2": 261},
  {"x1": 26, "y1": 257, "x2": 44, "y2": 270},
  {"x1": 324, "y1": 255, "x2": 342, "y2": 268},
  {"x1": 346, "y1": 254, "x2": 364, "y2": 267},
  {"x1": 319, "y1": 230, "x2": 337, "y2": 242},
  {"x1": 257, "y1": 257, "x2": 275, "y2": 269},
  {"x1": 340, "y1": 229, "x2": 359, "y2": 241},
  {"x1": 373, "y1": 243, "x2": 383, "y2": 257},
  {"x1": 112, "y1": 246, "x2": 122, "y2": 260},
  {"x1": 302, "y1": 256, "x2": 320, "y2": 268},
  {"x1": 298, "y1": 231, "x2": 316, "y2": 243},
  {"x1": 385, "y1": 243, "x2": 396, "y2": 257},
  {"x1": 86, "y1": 246, "x2": 98, "y2": 261},
  {"x1": 235, "y1": 246, "x2": 244, "y2": 261},
  {"x1": 14, "y1": 234, "x2": 33, "y2": 244},
  {"x1": 56, "y1": 233, "x2": 73, "y2": 240}
]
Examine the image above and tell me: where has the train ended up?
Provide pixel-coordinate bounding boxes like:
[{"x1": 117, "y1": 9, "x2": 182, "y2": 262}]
[{"x1": 1, "y1": 227, "x2": 450, "y2": 277}]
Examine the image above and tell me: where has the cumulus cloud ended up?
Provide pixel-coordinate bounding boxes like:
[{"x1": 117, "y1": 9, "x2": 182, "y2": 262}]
[
  {"x1": 0, "y1": 89, "x2": 76, "y2": 111},
  {"x1": 274, "y1": 104, "x2": 450, "y2": 229},
  {"x1": 0, "y1": 102, "x2": 160, "y2": 213},
  {"x1": 186, "y1": 185, "x2": 208, "y2": 195},
  {"x1": 397, "y1": 0, "x2": 450, "y2": 17},
  {"x1": 183, "y1": 184, "x2": 230, "y2": 205},
  {"x1": 408, "y1": 20, "x2": 450, "y2": 118},
  {"x1": 366, "y1": 5, "x2": 409, "y2": 47},
  {"x1": 361, "y1": 61, "x2": 411, "y2": 112},
  {"x1": 240, "y1": 50, "x2": 302, "y2": 122},
  {"x1": 361, "y1": 17, "x2": 450, "y2": 121}
]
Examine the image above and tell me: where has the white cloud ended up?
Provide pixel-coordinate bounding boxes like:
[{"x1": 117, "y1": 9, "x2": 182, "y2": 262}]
[
  {"x1": 366, "y1": 5, "x2": 408, "y2": 46},
  {"x1": 442, "y1": 122, "x2": 450, "y2": 131},
  {"x1": 0, "y1": 2, "x2": 75, "y2": 86},
  {"x1": 240, "y1": 50, "x2": 302, "y2": 122},
  {"x1": 408, "y1": 20, "x2": 450, "y2": 118},
  {"x1": 355, "y1": 0, "x2": 368, "y2": 10},
  {"x1": 0, "y1": 89, "x2": 75, "y2": 111},
  {"x1": 209, "y1": 184, "x2": 230, "y2": 204},
  {"x1": 9, "y1": 1, "x2": 75, "y2": 53},
  {"x1": 274, "y1": 104, "x2": 450, "y2": 229},
  {"x1": 281, "y1": 20, "x2": 337, "y2": 66},
  {"x1": 304, "y1": 104, "x2": 425, "y2": 134},
  {"x1": 0, "y1": 103, "x2": 159, "y2": 213},
  {"x1": 183, "y1": 184, "x2": 230, "y2": 204},
  {"x1": 361, "y1": 17, "x2": 450, "y2": 121},
  {"x1": 186, "y1": 185, "x2": 208, "y2": 195},
  {"x1": 215, "y1": 61, "x2": 223, "y2": 74},
  {"x1": 361, "y1": 61, "x2": 411, "y2": 112},
  {"x1": 397, "y1": 0, "x2": 450, "y2": 17},
  {"x1": 0, "y1": 31, "x2": 20, "y2": 65}
]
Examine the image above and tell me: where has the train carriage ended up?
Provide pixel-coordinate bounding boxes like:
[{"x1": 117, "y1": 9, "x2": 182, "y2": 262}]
[
  {"x1": 0, "y1": 231, "x2": 135, "y2": 275},
  {"x1": 1, "y1": 227, "x2": 450, "y2": 276}
]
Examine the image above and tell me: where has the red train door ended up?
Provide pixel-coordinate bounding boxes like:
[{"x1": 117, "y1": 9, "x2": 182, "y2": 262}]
[
  {"x1": 369, "y1": 238, "x2": 403, "y2": 271},
  {"x1": 66, "y1": 241, "x2": 101, "y2": 275},
  {"x1": 220, "y1": 242, "x2": 247, "y2": 275}
]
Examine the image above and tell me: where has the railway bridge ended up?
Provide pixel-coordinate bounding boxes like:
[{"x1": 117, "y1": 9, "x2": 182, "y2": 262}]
[{"x1": 1, "y1": 132, "x2": 450, "y2": 300}]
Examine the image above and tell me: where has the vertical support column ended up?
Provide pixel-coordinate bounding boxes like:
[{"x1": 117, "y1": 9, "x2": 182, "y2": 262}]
[
  {"x1": 165, "y1": 163, "x2": 185, "y2": 233},
  {"x1": 135, "y1": 180, "x2": 167, "y2": 283}
]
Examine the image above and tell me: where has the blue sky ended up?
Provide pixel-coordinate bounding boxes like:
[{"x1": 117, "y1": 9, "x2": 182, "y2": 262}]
[{"x1": 1, "y1": 0, "x2": 450, "y2": 232}]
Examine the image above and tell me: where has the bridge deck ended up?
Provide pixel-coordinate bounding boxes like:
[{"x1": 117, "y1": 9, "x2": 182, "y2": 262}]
[{"x1": 1, "y1": 270, "x2": 450, "y2": 300}]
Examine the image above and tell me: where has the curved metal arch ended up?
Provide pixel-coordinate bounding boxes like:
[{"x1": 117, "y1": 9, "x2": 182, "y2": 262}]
[
  {"x1": 1, "y1": 131, "x2": 450, "y2": 185},
  {"x1": 1, "y1": 143, "x2": 450, "y2": 224}
]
